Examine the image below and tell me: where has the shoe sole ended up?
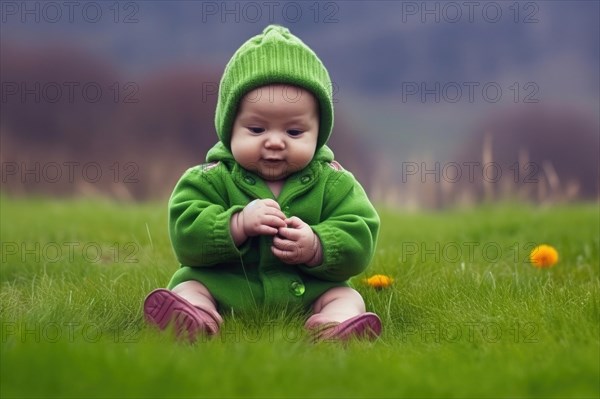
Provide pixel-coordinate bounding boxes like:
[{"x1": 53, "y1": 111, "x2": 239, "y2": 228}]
[
  {"x1": 313, "y1": 312, "x2": 382, "y2": 341},
  {"x1": 144, "y1": 289, "x2": 219, "y2": 341}
]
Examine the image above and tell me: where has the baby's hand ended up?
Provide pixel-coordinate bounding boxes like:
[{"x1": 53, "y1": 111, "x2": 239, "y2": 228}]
[
  {"x1": 272, "y1": 216, "x2": 323, "y2": 266},
  {"x1": 238, "y1": 199, "x2": 287, "y2": 237}
]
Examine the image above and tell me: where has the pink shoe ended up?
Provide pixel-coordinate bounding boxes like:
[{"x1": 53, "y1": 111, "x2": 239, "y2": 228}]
[
  {"x1": 144, "y1": 289, "x2": 220, "y2": 342},
  {"x1": 307, "y1": 312, "x2": 382, "y2": 342}
]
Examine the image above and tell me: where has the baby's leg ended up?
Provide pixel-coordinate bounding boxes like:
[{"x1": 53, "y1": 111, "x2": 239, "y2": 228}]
[
  {"x1": 306, "y1": 287, "x2": 366, "y2": 326},
  {"x1": 171, "y1": 280, "x2": 223, "y2": 325}
]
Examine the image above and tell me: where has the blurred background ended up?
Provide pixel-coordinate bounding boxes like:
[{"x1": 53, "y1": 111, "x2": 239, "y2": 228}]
[{"x1": 1, "y1": 0, "x2": 598, "y2": 208}]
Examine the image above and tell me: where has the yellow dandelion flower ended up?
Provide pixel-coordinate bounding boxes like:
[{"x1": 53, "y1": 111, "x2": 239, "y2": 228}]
[
  {"x1": 530, "y1": 245, "x2": 559, "y2": 268},
  {"x1": 364, "y1": 274, "x2": 394, "y2": 289}
]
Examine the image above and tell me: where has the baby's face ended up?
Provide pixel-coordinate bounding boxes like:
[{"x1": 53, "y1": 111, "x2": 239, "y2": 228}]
[{"x1": 231, "y1": 84, "x2": 319, "y2": 181}]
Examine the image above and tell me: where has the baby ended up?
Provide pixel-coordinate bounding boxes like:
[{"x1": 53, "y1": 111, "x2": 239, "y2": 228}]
[{"x1": 144, "y1": 25, "x2": 381, "y2": 342}]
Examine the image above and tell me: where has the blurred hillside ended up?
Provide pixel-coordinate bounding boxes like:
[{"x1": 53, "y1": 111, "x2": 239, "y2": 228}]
[
  {"x1": 1, "y1": 1, "x2": 598, "y2": 207},
  {"x1": 0, "y1": 43, "x2": 374, "y2": 200}
]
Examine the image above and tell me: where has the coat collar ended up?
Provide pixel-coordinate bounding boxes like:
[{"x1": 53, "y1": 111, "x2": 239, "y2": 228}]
[
  {"x1": 231, "y1": 161, "x2": 322, "y2": 205},
  {"x1": 206, "y1": 141, "x2": 332, "y2": 204}
]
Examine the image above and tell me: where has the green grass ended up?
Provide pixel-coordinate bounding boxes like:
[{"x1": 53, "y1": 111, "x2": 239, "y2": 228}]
[{"x1": 1, "y1": 197, "x2": 599, "y2": 398}]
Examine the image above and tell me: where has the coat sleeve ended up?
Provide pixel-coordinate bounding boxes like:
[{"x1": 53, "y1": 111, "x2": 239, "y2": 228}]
[
  {"x1": 299, "y1": 169, "x2": 380, "y2": 282},
  {"x1": 168, "y1": 165, "x2": 246, "y2": 267}
]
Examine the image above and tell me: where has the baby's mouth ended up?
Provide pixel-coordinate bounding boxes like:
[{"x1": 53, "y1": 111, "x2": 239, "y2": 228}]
[{"x1": 261, "y1": 158, "x2": 284, "y2": 165}]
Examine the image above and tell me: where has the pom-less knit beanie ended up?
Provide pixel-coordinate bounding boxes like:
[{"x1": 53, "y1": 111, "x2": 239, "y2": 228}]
[{"x1": 215, "y1": 25, "x2": 334, "y2": 151}]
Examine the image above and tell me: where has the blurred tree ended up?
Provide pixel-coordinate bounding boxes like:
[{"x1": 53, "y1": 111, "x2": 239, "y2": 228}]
[
  {"x1": 456, "y1": 105, "x2": 599, "y2": 202},
  {"x1": 1, "y1": 43, "x2": 374, "y2": 200}
]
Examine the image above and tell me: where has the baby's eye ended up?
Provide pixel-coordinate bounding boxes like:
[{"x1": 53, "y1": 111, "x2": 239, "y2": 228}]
[
  {"x1": 248, "y1": 127, "x2": 265, "y2": 134},
  {"x1": 287, "y1": 129, "x2": 303, "y2": 136}
]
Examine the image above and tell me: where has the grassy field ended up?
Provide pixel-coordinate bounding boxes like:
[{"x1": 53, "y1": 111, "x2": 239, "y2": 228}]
[{"x1": 1, "y1": 197, "x2": 599, "y2": 398}]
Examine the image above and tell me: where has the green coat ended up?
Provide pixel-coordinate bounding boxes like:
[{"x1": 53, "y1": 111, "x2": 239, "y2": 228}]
[{"x1": 167, "y1": 142, "x2": 380, "y2": 313}]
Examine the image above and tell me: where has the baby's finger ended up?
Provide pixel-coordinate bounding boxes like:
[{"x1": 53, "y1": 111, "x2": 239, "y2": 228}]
[
  {"x1": 264, "y1": 207, "x2": 287, "y2": 221},
  {"x1": 263, "y1": 215, "x2": 287, "y2": 228},
  {"x1": 271, "y1": 246, "x2": 299, "y2": 264},
  {"x1": 272, "y1": 236, "x2": 298, "y2": 252},
  {"x1": 261, "y1": 199, "x2": 281, "y2": 210},
  {"x1": 277, "y1": 226, "x2": 301, "y2": 241},
  {"x1": 256, "y1": 225, "x2": 279, "y2": 236},
  {"x1": 284, "y1": 216, "x2": 305, "y2": 229}
]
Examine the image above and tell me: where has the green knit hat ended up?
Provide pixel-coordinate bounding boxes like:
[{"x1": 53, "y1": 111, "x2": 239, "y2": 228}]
[{"x1": 215, "y1": 25, "x2": 334, "y2": 151}]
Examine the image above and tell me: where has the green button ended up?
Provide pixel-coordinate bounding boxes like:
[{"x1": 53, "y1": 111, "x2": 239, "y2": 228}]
[
  {"x1": 243, "y1": 176, "x2": 256, "y2": 185},
  {"x1": 290, "y1": 281, "x2": 305, "y2": 296},
  {"x1": 300, "y1": 175, "x2": 311, "y2": 184}
]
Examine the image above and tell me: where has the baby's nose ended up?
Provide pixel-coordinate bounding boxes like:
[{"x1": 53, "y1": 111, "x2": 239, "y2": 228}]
[{"x1": 265, "y1": 134, "x2": 285, "y2": 148}]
